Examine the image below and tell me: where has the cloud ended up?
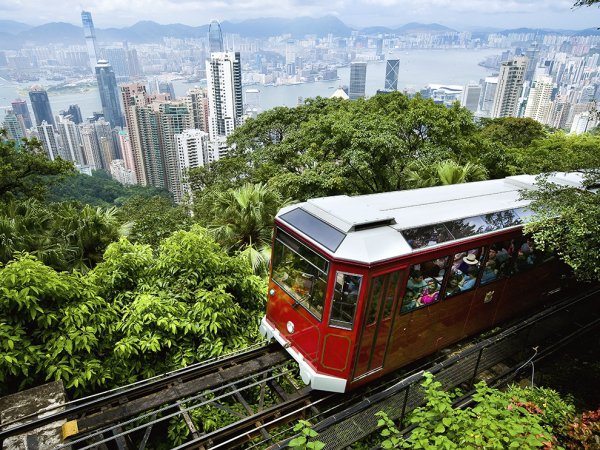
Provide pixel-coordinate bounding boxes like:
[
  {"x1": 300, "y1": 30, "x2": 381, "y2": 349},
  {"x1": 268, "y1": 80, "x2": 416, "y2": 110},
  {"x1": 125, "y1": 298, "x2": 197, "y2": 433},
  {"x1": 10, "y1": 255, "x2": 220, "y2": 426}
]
[{"x1": 0, "y1": 0, "x2": 594, "y2": 29}]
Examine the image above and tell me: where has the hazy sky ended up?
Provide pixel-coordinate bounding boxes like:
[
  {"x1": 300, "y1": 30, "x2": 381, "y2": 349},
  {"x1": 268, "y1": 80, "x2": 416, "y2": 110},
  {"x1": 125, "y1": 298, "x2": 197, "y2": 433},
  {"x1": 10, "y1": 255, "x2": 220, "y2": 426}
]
[{"x1": 3, "y1": 0, "x2": 599, "y2": 30}]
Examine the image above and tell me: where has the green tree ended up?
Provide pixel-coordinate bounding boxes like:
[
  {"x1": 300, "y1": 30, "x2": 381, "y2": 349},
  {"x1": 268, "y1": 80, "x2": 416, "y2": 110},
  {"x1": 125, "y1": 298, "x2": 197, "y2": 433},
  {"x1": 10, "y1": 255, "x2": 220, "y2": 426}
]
[
  {"x1": 375, "y1": 373, "x2": 568, "y2": 449},
  {"x1": 0, "y1": 254, "x2": 117, "y2": 396},
  {"x1": 507, "y1": 132, "x2": 600, "y2": 175},
  {"x1": 100, "y1": 226, "x2": 267, "y2": 384},
  {"x1": 523, "y1": 171, "x2": 600, "y2": 281},
  {"x1": 191, "y1": 93, "x2": 486, "y2": 203},
  {"x1": 203, "y1": 183, "x2": 289, "y2": 274},
  {"x1": 117, "y1": 195, "x2": 192, "y2": 247},
  {"x1": 402, "y1": 159, "x2": 488, "y2": 188},
  {"x1": 0, "y1": 134, "x2": 75, "y2": 201}
]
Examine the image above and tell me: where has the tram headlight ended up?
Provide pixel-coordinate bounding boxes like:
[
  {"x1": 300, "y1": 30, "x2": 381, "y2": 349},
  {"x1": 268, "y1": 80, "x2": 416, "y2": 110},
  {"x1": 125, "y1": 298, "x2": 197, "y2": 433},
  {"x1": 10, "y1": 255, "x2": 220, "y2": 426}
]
[{"x1": 287, "y1": 321, "x2": 295, "y2": 334}]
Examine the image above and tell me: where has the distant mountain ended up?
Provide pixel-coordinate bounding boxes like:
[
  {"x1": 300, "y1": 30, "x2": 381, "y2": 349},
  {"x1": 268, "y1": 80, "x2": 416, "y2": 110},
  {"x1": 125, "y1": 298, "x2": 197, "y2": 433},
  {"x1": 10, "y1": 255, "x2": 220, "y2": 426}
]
[
  {"x1": 221, "y1": 16, "x2": 352, "y2": 38},
  {"x1": 0, "y1": 18, "x2": 598, "y2": 49},
  {"x1": 18, "y1": 22, "x2": 84, "y2": 45},
  {"x1": 573, "y1": 28, "x2": 600, "y2": 36},
  {"x1": 395, "y1": 22, "x2": 456, "y2": 33},
  {"x1": 0, "y1": 20, "x2": 32, "y2": 35},
  {"x1": 98, "y1": 21, "x2": 208, "y2": 42}
]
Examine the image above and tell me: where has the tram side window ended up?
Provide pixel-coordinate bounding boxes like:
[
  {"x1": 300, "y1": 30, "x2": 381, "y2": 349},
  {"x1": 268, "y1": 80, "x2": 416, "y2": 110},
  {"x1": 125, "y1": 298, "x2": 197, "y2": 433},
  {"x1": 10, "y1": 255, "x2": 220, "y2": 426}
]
[
  {"x1": 481, "y1": 241, "x2": 512, "y2": 285},
  {"x1": 401, "y1": 256, "x2": 449, "y2": 313},
  {"x1": 445, "y1": 247, "x2": 483, "y2": 298},
  {"x1": 513, "y1": 236, "x2": 549, "y2": 274},
  {"x1": 271, "y1": 230, "x2": 329, "y2": 320},
  {"x1": 329, "y1": 273, "x2": 362, "y2": 330}
]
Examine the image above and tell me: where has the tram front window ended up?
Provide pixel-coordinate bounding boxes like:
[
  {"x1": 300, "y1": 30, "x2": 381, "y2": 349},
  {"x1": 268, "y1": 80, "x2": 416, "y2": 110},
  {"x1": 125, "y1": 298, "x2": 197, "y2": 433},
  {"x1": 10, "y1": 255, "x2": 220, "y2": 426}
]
[{"x1": 272, "y1": 229, "x2": 329, "y2": 320}]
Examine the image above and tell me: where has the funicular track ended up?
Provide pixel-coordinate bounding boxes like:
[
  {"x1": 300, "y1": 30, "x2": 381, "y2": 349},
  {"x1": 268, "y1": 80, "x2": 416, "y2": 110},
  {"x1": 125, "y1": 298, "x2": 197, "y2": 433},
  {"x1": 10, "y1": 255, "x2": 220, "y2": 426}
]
[
  {"x1": 271, "y1": 285, "x2": 600, "y2": 450},
  {"x1": 2, "y1": 286, "x2": 599, "y2": 450}
]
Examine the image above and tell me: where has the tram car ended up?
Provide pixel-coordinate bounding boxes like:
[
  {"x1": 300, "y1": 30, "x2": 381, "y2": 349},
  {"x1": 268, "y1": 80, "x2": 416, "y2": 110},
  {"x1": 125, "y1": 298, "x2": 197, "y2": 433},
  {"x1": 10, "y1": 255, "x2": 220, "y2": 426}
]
[{"x1": 259, "y1": 173, "x2": 584, "y2": 393}]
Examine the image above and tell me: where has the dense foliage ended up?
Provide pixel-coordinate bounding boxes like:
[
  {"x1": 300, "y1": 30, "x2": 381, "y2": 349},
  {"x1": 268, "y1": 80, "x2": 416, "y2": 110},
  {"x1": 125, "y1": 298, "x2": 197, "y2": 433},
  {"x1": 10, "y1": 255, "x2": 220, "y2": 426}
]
[
  {"x1": 0, "y1": 228, "x2": 266, "y2": 397},
  {"x1": 48, "y1": 169, "x2": 169, "y2": 207},
  {"x1": 375, "y1": 373, "x2": 575, "y2": 449},
  {"x1": 0, "y1": 134, "x2": 74, "y2": 201}
]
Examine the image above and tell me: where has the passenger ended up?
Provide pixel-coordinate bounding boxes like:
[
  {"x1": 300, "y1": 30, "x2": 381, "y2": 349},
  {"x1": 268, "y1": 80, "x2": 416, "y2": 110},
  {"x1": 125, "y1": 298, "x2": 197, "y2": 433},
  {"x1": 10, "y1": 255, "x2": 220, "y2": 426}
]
[
  {"x1": 521, "y1": 238, "x2": 535, "y2": 254},
  {"x1": 459, "y1": 266, "x2": 479, "y2": 291},
  {"x1": 480, "y1": 260, "x2": 498, "y2": 284},
  {"x1": 406, "y1": 271, "x2": 427, "y2": 295},
  {"x1": 458, "y1": 252, "x2": 479, "y2": 274},
  {"x1": 495, "y1": 246, "x2": 511, "y2": 264},
  {"x1": 445, "y1": 276, "x2": 462, "y2": 297},
  {"x1": 420, "y1": 279, "x2": 439, "y2": 304},
  {"x1": 452, "y1": 252, "x2": 467, "y2": 271}
]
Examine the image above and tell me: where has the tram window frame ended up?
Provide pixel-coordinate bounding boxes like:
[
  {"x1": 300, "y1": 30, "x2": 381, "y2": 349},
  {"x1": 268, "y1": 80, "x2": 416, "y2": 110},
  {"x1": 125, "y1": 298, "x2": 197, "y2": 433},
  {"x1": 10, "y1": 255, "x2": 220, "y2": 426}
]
[
  {"x1": 445, "y1": 247, "x2": 484, "y2": 298},
  {"x1": 329, "y1": 272, "x2": 363, "y2": 330},
  {"x1": 480, "y1": 241, "x2": 513, "y2": 285},
  {"x1": 271, "y1": 228, "x2": 329, "y2": 321},
  {"x1": 400, "y1": 256, "x2": 449, "y2": 314}
]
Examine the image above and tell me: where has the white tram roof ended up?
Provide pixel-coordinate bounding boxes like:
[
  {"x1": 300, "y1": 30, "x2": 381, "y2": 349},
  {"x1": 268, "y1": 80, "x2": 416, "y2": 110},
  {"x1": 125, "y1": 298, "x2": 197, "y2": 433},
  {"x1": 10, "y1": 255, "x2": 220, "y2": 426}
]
[{"x1": 276, "y1": 173, "x2": 587, "y2": 265}]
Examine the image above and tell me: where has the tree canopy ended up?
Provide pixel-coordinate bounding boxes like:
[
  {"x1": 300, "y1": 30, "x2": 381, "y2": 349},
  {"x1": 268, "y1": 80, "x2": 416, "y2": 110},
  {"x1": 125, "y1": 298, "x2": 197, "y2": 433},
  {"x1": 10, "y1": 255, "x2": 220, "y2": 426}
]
[{"x1": 0, "y1": 135, "x2": 75, "y2": 202}]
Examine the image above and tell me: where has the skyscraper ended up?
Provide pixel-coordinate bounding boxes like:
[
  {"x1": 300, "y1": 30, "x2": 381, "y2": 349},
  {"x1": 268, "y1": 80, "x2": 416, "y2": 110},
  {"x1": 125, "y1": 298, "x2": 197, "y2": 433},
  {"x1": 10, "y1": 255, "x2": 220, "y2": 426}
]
[
  {"x1": 100, "y1": 47, "x2": 130, "y2": 82},
  {"x1": 81, "y1": 11, "x2": 100, "y2": 73},
  {"x1": 96, "y1": 60, "x2": 124, "y2": 128},
  {"x1": 206, "y1": 52, "x2": 243, "y2": 140},
  {"x1": 11, "y1": 99, "x2": 33, "y2": 129},
  {"x1": 29, "y1": 86, "x2": 55, "y2": 128},
  {"x1": 36, "y1": 121, "x2": 59, "y2": 160},
  {"x1": 158, "y1": 102, "x2": 190, "y2": 201},
  {"x1": 384, "y1": 59, "x2": 399, "y2": 91},
  {"x1": 57, "y1": 115, "x2": 84, "y2": 164},
  {"x1": 349, "y1": 62, "x2": 367, "y2": 100},
  {"x1": 80, "y1": 123, "x2": 103, "y2": 169},
  {"x1": 208, "y1": 20, "x2": 224, "y2": 53},
  {"x1": 461, "y1": 83, "x2": 482, "y2": 113},
  {"x1": 2, "y1": 110, "x2": 26, "y2": 145},
  {"x1": 120, "y1": 83, "x2": 157, "y2": 185},
  {"x1": 491, "y1": 57, "x2": 528, "y2": 119},
  {"x1": 524, "y1": 75, "x2": 554, "y2": 124},
  {"x1": 175, "y1": 129, "x2": 209, "y2": 202},
  {"x1": 66, "y1": 105, "x2": 83, "y2": 124},
  {"x1": 183, "y1": 87, "x2": 210, "y2": 132}
]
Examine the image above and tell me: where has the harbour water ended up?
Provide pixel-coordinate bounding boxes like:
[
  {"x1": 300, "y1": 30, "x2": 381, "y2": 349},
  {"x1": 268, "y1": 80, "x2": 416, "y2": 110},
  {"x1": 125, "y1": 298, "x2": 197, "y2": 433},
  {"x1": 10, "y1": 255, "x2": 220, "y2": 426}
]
[{"x1": 0, "y1": 48, "x2": 502, "y2": 122}]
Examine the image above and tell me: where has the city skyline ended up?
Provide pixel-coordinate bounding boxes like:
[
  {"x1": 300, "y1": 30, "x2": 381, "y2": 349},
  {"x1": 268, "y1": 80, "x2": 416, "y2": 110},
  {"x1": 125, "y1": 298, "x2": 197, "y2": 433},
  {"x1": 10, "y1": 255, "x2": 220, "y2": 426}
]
[{"x1": 2, "y1": 1, "x2": 598, "y2": 31}]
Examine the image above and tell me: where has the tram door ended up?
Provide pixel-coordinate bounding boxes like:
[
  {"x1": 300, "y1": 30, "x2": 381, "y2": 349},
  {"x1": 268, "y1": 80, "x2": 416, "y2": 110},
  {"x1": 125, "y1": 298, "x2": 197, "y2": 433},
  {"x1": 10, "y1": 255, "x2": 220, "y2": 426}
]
[{"x1": 353, "y1": 269, "x2": 404, "y2": 380}]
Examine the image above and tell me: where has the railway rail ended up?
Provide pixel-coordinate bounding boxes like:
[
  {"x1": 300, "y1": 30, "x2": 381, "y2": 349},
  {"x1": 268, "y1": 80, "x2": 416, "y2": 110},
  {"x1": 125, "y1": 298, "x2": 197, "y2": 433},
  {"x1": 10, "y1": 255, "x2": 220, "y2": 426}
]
[{"x1": 1, "y1": 285, "x2": 599, "y2": 449}]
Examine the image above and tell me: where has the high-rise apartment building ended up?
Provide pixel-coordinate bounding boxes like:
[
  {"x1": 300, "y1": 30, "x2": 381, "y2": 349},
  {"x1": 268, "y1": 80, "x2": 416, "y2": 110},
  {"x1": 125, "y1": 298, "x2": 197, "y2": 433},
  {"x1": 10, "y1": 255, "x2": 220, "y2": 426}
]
[
  {"x1": 175, "y1": 129, "x2": 209, "y2": 203},
  {"x1": 10, "y1": 99, "x2": 33, "y2": 129},
  {"x1": 57, "y1": 115, "x2": 84, "y2": 164},
  {"x1": 80, "y1": 123, "x2": 103, "y2": 170},
  {"x1": 2, "y1": 110, "x2": 26, "y2": 145},
  {"x1": 81, "y1": 11, "x2": 100, "y2": 73},
  {"x1": 183, "y1": 87, "x2": 210, "y2": 131},
  {"x1": 491, "y1": 57, "x2": 528, "y2": 119},
  {"x1": 461, "y1": 83, "x2": 482, "y2": 113},
  {"x1": 384, "y1": 59, "x2": 399, "y2": 91},
  {"x1": 29, "y1": 86, "x2": 55, "y2": 128},
  {"x1": 349, "y1": 62, "x2": 367, "y2": 100},
  {"x1": 206, "y1": 52, "x2": 243, "y2": 140},
  {"x1": 208, "y1": 20, "x2": 224, "y2": 53},
  {"x1": 479, "y1": 77, "x2": 498, "y2": 116},
  {"x1": 134, "y1": 104, "x2": 163, "y2": 187},
  {"x1": 158, "y1": 102, "x2": 189, "y2": 197},
  {"x1": 120, "y1": 83, "x2": 151, "y2": 185},
  {"x1": 116, "y1": 130, "x2": 137, "y2": 183},
  {"x1": 36, "y1": 121, "x2": 59, "y2": 160},
  {"x1": 96, "y1": 60, "x2": 124, "y2": 128},
  {"x1": 524, "y1": 75, "x2": 554, "y2": 124}
]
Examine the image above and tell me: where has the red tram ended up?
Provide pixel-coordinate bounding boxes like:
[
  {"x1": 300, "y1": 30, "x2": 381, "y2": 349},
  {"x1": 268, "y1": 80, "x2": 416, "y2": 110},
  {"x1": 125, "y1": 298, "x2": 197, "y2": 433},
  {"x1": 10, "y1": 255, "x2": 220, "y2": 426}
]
[{"x1": 259, "y1": 173, "x2": 582, "y2": 392}]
